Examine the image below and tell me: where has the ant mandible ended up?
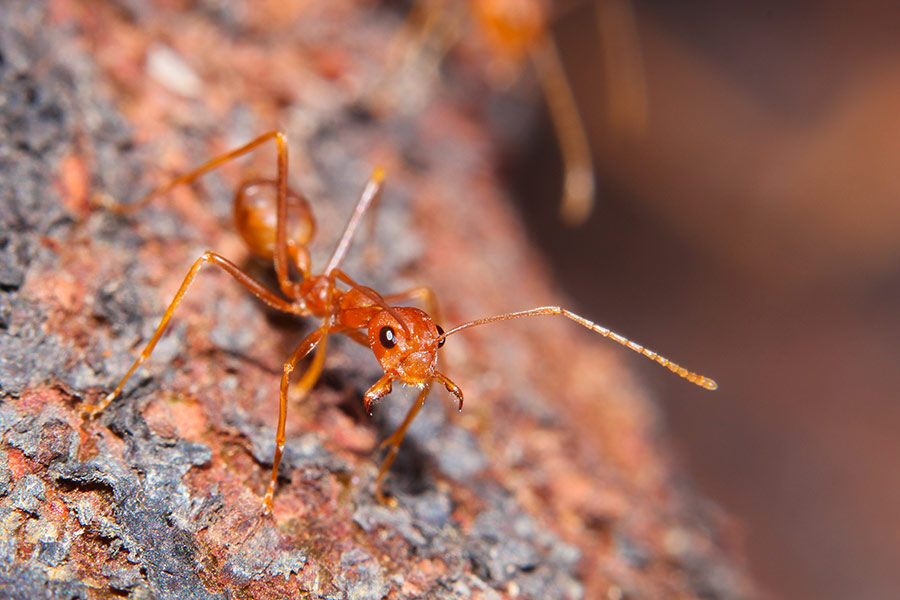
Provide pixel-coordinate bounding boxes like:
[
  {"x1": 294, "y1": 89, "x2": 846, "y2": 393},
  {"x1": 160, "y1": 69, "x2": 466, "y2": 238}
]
[{"x1": 85, "y1": 131, "x2": 716, "y2": 511}]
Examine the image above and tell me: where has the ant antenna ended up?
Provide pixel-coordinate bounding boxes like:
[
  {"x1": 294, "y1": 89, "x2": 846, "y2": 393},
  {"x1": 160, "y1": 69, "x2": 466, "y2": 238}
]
[{"x1": 437, "y1": 307, "x2": 717, "y2": 390}]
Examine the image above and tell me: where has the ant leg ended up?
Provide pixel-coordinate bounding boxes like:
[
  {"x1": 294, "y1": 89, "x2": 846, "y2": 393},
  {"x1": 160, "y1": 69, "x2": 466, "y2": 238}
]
[
  {"x1": 263, "y1": 324, "x2": 330, "y2": 513},
  {"x1": 374, "y1": 382, "x2": 433, "y2": 504},
  {"x1": 372, "y1": 0, "x2": 462, "y2": 113},
  {"x1": 98, "y1": 131, "x2": 300, "y2": 299},
  {"x1": 100, "y1": 131, "x2": 287, "y2": 216},
  {"x1": 383, "y1": 286, "x2": 441, "y2": 323},
  {"x1": 596, "y1": 0, "x2": 648, "y2": 138},
  {"x1": 86, "y1": 251, "x2": 303, "y2": 417},
  {"x1": 529, "y1": 35, "x2": 596, "y2": 225}
]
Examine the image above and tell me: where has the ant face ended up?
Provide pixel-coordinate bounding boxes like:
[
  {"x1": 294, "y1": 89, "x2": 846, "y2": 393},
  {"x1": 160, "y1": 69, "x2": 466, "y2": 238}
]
[
  {"x1": 368, "y1": 307, "x2": 444, "y2": 386},
  {"x1": 363, "y1": 305, "x2": 462, "y2": 415}
]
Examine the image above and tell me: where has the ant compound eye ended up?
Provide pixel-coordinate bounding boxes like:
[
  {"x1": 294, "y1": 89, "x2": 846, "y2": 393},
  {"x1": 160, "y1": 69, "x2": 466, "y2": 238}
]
[
  {"x1": 379, "y1": 326, "x2": 397, "y2": 349},
  {"x1": 436, "y1": 325, "x2": 445, "y2": 348}
]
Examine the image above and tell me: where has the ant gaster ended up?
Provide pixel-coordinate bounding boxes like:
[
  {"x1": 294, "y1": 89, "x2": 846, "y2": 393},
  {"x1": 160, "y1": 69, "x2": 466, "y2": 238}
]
[{"x1": 85, "y1": 131, "x2": 716, "y2": 511}]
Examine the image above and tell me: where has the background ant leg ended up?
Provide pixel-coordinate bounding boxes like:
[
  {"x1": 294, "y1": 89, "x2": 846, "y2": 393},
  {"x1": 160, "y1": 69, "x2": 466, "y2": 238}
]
[
  {"x1": 530, "y1": 35, "x2": 596, "y2": 225},
  {"x1": 383, "y1": 286, "x2": 441, "y2": 324},
  {"x1": 264, "y1": 325, "x2": 330, "y2": 513},
  {"x1": 86, "y1": 251, "x2": 301, "y2": 417},
  {"x1": 374, "y1": 382, "x2": 433, "y2": 504},
  {"x1": 596, "y1": 0, "x2": 648, "y2": 138},
  {"x1": 372, "y1": 0, "x2": 462, "y2": 113}
]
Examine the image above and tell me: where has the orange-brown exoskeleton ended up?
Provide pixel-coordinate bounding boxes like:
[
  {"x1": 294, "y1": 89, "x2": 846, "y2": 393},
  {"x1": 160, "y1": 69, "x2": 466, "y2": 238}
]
[{"x1": 86, "y1": 131, "x2": 715, "y2": 511}]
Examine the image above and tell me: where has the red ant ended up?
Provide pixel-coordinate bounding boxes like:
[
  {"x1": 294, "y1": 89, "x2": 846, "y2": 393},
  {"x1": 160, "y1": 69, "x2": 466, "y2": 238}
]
[{"x1": 85, "y1": 131, "x2": 716, "y2": 511}]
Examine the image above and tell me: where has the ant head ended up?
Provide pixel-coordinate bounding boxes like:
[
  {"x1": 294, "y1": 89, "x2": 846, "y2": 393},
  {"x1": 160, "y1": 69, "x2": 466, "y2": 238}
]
[
  {"x1": 358, "y1": 301, "x2": 717, "y2": 419},
  {"x1": 339, "y1": 286, "x2": 462, "y2": 415},
  {"x1": 367, "y1": 307, "x2": 444, "y2": 387},
  {"x1": 362, "y1": 305, "x2": 463, "y2": 415}
]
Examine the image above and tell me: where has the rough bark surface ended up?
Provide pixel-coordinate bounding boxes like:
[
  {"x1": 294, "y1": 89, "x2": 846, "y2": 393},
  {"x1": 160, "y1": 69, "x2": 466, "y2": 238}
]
[{"x1": 0, "y1": 1, "x2": 754, "y2": 599}]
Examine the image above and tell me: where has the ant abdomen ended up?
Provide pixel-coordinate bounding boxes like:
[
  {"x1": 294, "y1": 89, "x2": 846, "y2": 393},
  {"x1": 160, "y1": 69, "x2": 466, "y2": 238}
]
[{"x1": 234, "y1": 177, "x2": 314, "y2": 274}]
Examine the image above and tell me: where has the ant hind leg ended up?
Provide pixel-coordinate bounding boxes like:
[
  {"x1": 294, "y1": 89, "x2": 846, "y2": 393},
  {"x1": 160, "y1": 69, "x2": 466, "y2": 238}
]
[{"x1": 96, "y1": 131, "x2": 304, "y2": 299}]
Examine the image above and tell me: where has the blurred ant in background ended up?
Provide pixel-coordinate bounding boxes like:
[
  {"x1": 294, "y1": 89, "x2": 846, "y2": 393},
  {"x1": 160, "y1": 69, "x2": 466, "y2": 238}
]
[{"x1": 380, "y1": 0, "x2": 648, "y2": 224}]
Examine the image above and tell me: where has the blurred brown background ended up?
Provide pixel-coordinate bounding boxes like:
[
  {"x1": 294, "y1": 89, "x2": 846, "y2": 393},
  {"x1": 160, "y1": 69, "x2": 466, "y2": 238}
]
[{"x1": 505, "y1": 1, "x2": 900, "y2": 598}]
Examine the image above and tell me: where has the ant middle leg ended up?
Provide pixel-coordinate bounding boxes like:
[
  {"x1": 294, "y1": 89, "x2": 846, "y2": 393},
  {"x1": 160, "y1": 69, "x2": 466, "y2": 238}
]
[
  {"x1": 375, "y1": 382, "x2": 433, "y2": 504},
  {"x1": 86, "y1": 251, "x2": 302, "y2": 417}
]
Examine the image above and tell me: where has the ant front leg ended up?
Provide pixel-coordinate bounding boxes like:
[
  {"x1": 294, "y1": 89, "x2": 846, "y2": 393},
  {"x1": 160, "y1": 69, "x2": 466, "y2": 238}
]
[
  {"x1": 374, "y1": 382, "x2": 433, "y2": 504},
  {"x1": 264, "y1": 323, "x2": 330, "y2": 513},
  {"x1": 86, "y1": 251, "x2": 301, "y2": 417}
]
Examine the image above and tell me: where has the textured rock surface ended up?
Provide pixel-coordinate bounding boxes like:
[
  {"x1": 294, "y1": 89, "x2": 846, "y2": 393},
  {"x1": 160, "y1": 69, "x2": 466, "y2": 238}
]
[{"x1": 0, "y1": 1, "x2": 754, "y2": 598}]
